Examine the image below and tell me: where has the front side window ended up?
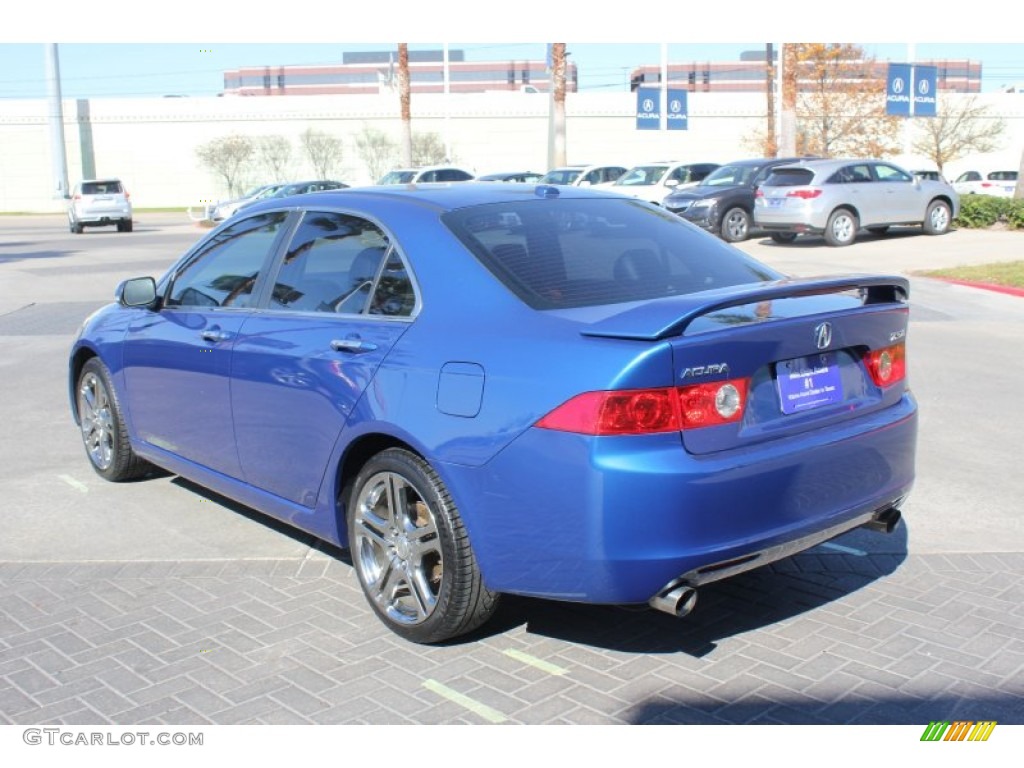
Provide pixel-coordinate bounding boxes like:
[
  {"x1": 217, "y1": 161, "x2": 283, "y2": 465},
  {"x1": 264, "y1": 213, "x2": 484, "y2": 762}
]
[
  {"x1": 269, "y1": 211, "x2": 390, "y2": 314},
  {"x1": 165, "y1": 212, "x2": 288, "y2": 309},
  {"x1": 874, "y1": 164, "x2": 911, "y2": 183}
]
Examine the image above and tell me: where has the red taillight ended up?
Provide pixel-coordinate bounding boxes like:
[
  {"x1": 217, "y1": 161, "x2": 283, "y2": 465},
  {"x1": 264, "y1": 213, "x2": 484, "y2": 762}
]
[
  {"x1": 536, "y1": 379, "x2": 749, "y2": 435},
  {"x1": 754, "y1": 189, "x2": 764, "y2": 198},
  {"x1": 864, "y1": 343, "x2": 906, "y2": 387},
  {"x1": 124, "y1": 190, "x2": 131, "y2": 200},
  {"x1": 786, "y1": 188, "x2": 823, "y2": 199},
  {"x1": 678, "y1": 378, "x2": 749, "y2": 428}
]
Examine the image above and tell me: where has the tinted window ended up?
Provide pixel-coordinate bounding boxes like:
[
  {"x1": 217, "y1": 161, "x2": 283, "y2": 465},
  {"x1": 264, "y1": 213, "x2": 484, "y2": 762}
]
[
  {"x1": 956, "y1": 171, "x2": 981, "y2": 182},
  {"x1": 369, "y1": 251, "x2": 417, "y2": 317},
  {"x1": 81, "y1": 181, "x2": 123, "y2": 195},
  {"x1": 540, "y1": 169, "x2": 583, "y2": 185},
  {"x1": 269, "y1": 211, "x2": 389, "y2": 314},
  {"x1": 444, "y1": 198, "x2": 779, "y2": 310},
  {"x1": 764, "y1": 168, "x2": 814, "y2": 186},
  {"x1": 702, "y1": 164, "x2": 758, "y2": 187},
  {"x1": 166, "y1": 212, "x2": 288, "y2": 309},
  {"x1": 989, "y1": 171, "x2": 1017, "y2": 181}
]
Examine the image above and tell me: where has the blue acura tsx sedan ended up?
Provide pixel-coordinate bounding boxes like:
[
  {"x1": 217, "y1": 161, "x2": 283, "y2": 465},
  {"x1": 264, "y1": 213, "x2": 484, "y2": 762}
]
[{"x1": 69, "y1": 183, "x2": 917, "y2": 643}]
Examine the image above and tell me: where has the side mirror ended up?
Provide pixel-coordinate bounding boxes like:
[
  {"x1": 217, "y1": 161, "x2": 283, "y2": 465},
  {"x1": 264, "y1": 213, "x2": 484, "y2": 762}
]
[{"x1": 117, "y1": 277, "x2": 158, "y2": 308}]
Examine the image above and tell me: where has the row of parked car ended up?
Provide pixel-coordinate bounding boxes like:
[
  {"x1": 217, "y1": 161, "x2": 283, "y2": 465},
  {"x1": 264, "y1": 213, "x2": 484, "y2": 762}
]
[{"x1": 70, "y1": 154, "x2": 998, "y2": 250}]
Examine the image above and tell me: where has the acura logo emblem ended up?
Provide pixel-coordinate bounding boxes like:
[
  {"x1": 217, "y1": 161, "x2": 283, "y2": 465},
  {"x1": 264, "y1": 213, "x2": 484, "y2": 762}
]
[{"x1": 814, "y1": 322, "x2": 833, "y2": 350}]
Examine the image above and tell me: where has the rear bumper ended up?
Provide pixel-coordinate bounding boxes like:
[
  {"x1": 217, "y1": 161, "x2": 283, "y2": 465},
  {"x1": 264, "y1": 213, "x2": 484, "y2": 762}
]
[{"x1": 443, "y1": 393, "x2": 917, "y2": 604}]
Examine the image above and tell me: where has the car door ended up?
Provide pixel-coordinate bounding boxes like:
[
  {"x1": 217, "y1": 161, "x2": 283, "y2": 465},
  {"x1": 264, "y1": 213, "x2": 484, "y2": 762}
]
[
  {"x1": 121, "y1": 212, "x2": 291, "y2": 477},
  {"x1": 872, "y1": 163, "x2": 921, "y2": 222},
  {"x1": 229, "y1": 210, "x2": 416, "y2": 507}
]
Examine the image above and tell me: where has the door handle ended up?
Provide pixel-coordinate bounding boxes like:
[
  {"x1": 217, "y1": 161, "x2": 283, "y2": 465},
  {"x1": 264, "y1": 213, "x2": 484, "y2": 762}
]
[
  {"x1": 200, "y1": 330, "x2": 229, "y2": 343},
  {"x1": 331, "y1": 338, "x2": 378, "y2": 353}
]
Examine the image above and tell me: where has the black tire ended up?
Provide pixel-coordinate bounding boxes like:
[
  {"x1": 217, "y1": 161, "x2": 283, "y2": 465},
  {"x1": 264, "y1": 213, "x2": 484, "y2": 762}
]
[
  {"x1": 770, "y1": 232, "x2": 798, "y2": 244},
  {"x1": 347, "y1": 448, "x2": 499, "y2": 643},
  {"x1": 867, "y1": 225, "x2": 890, "y2": 235},
  {"x1": 70, "y1": 218, "x2": 84, "y2": 234},
  {"x1": 923, "y1": 200, "x2": 951, "y2": 236},
  {"x1": 824, "y1": 208, "x2": 858, "y2": 247},
  {"x1": 75, "y1": 357, "x2": 151, "y2": 481},
  {"x1": 719, "y1": 207, "x2": 751, "y2": 243},
  {"x1": 118, "y1": 219, "x2": 134, "y2": 233}
]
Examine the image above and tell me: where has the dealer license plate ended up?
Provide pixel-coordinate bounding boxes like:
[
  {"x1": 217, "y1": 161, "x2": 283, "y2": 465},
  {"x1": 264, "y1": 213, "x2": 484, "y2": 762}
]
[{"x1": 776, "y1": 353, "x2": 843, "y2": 415}]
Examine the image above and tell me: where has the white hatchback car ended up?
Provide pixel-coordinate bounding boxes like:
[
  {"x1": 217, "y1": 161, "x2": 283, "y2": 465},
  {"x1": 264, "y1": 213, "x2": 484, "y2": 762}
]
[{"x1": 68, "y1": 178, "x2": 133, "y2": 233}]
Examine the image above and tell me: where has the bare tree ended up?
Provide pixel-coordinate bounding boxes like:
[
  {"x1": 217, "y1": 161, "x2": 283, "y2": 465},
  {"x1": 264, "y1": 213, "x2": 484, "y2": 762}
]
[
  {"x1": 412, "y1": 132, "x2": 447, "y2": 166},
  {"x1": 793, "y1": 43, "x2": 902, "y2": 158},
  {"x1": 911, "y1": 95, "x2": 1007, "y2": 174},
  {"x1": 256, "y1": 135, "x2": 293, "y2": 181},
  {"x1": 194, "y1": 134, "x2": 254, "y2": 197},
  {"x1": 355, "y1": 126, "x2": 398, "y2": 182},
  {"x1": 398, "y1": 44, "x2": 412, "y2": 166},
  {"x1": 301, "y1": 128, "x2": 343, "y2": 179}
]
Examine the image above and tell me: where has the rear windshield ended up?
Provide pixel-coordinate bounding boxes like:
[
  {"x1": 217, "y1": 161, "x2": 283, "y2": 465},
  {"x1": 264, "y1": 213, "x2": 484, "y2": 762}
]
[
  {"x1": 763, "y1": 168, "x2": 815, "y2": 187},
  {"x1": 81, "y1": 181, "x2": 123, "y2": 195},
  {"x1": 988, "y1": 171, "x2": 1018, "y2": 181},
  {"x1": 443, "y1": 198, "x2": 779, "y2": 310}
]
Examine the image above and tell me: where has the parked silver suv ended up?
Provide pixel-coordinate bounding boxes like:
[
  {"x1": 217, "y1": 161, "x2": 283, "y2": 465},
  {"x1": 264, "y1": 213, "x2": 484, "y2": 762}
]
[
  {"x1": 754, "y1": 159, "x2": 959, "y2": 246},
  {"x1": 68, "y1": 178, "x2": 133, "y2": 233}
]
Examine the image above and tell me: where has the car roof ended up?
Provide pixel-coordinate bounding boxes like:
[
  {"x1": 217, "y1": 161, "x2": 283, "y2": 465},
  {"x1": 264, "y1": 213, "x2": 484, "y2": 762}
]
[{"x1": 244, "y1": 181, "x2": 625, "y2": 216}]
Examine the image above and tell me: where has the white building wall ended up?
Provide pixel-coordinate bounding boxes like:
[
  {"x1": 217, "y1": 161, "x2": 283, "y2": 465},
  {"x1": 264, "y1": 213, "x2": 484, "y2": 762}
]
[{"x1": 1, "y1": 91, "x2": 1021, "y2": 213}]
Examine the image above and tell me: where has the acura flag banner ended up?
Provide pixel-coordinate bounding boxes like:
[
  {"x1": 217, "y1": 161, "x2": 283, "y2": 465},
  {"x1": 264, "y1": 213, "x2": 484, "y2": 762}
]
[
  {"x1": 636, "y1": 88, "x2": 660, "y2": 130},
  {"x1": 887, "y1": 63, "x2": 937, "y2": 117}
]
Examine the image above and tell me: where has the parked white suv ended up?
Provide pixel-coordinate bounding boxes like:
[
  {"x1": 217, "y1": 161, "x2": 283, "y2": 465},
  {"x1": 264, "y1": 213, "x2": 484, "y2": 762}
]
[
  {"x1": 68, "y1": 179, "x2": 133, "y2": 233},
  {"x1": 952, "y1": 170, "x2": 1018, "y2": 199},
  {"x1": 377, "y1": 166, "x2": 475, "y2": 184}
]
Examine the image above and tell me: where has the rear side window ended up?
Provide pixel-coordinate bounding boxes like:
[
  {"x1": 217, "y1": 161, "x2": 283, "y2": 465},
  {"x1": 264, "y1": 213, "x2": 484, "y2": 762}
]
[
  {"x1": 269, "y1": 211, "x2": 390, "y2": 314},
  {"x1": 763, "y1": 168, "x2": 815, "y2": 187},
  {"x1": 81, "y1": 181, "x2": 123, "y2": 195},
  {"x1": 444, "y1": 198, "x2": 779, "y2": 310}
]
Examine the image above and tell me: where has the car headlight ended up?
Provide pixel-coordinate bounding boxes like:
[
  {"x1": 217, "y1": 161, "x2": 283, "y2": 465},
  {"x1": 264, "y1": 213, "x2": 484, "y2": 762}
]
[{"x1": 690, "y1": 199, "x2": 717, "y2": 209}]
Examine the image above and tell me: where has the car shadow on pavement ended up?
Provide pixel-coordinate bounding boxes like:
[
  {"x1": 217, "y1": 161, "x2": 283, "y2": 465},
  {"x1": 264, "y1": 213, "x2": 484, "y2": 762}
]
[
  {"x1": 462, "y1": 525, "x2": 909, "y2": 655},
  {"x1": 752, "y1": 227, "x2": 939, "y2": 249}
]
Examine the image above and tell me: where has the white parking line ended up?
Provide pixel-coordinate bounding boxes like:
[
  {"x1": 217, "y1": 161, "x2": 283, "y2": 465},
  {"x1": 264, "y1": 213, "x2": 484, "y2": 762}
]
[
  {"x1": 502, "y1": 648, "x2": 569, "y2": 676},
  {"x1": 422, "y1": 679, "x2": 508, "y2": 723},
  {"x1": 58, "y1": 475, "x2": 88, "y2": 493}
]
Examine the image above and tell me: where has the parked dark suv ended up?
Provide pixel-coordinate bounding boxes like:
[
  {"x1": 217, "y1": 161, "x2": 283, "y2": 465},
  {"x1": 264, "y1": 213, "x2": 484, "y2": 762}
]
[{"x1": 664, "y1": 157, "x2": 812, "y2": 243}]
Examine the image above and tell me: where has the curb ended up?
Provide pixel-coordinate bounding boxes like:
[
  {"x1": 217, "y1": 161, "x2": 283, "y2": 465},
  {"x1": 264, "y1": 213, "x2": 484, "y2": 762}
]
[{"x1": 932, "y1": 277, "x2": 1024, "y2": 298}]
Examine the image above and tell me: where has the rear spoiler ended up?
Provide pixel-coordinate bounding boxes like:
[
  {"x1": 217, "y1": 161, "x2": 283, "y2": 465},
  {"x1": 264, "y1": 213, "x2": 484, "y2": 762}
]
[{"x1": 581, "y1": 275, "x2": 909, "y2": 341}]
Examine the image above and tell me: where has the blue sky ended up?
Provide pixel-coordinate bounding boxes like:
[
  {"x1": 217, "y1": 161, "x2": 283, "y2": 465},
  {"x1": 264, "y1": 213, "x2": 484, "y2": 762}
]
[{"x1": 2, "y1": 2, "x2": 1021, "y2": 99}]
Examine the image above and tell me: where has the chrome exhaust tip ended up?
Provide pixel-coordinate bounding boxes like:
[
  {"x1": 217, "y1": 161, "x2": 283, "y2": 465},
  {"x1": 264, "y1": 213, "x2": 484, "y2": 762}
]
[
  {"x1": 648, "y1": 582, "x2": 698, "y2": 618},
  {"x1": 863, "y1": 506, "x2": 902, "y2": 534}
]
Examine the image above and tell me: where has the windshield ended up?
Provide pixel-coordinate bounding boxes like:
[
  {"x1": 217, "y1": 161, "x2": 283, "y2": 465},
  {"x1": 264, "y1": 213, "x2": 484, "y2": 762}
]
[
  {"x1": 614, "y1": 166, "x2": 668, "y2": 186},
  {"x1": 443, "y1": 198, "x2": 778, "y2": 310},
  {"x1": 378, "y1": 171, "x2": 417, "y2": 185},
  {"x1": 540, "y1": 169, "x2": 583, "y2": 185},
  {"x1": 700, "y1": 164, "x2": 759, "y2": 187}
]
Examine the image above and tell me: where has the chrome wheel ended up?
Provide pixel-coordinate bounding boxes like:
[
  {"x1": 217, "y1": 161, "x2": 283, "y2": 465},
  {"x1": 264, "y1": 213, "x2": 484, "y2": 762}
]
[
  {"x1": 347, "y1": 448, "x2": 499, "y2": 643},
  {"x1": 721, "y1": 207, "x2": 750, "y2": 242},
  {"x1": 78, "y1": 371, "x2": 115, "y2": 471},
  {"x1": 925, "y1": 200, "x2": 951, "y2": 235},
  {"x1": 825, "y1": 209, "x2": 858, "y2": 247},
  {"x1": 352, "y1": 470, "x2": 443, "y2": 626}
]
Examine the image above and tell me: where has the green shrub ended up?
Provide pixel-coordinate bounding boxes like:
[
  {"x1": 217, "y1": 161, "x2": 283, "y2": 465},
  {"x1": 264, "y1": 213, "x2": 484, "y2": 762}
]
[
  {"x1": 1004, "y1": 198, "x2": 1024, "y2": 230},
  {"x1": 954, "y1": 194, "x2": 1010, "y2": 228}
]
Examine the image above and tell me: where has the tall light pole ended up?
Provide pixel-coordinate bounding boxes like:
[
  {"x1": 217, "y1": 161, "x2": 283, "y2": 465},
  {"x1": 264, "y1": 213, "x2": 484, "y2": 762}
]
[{"x1": 45, "y1": 44, "x2": 70, "y2": 200}]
